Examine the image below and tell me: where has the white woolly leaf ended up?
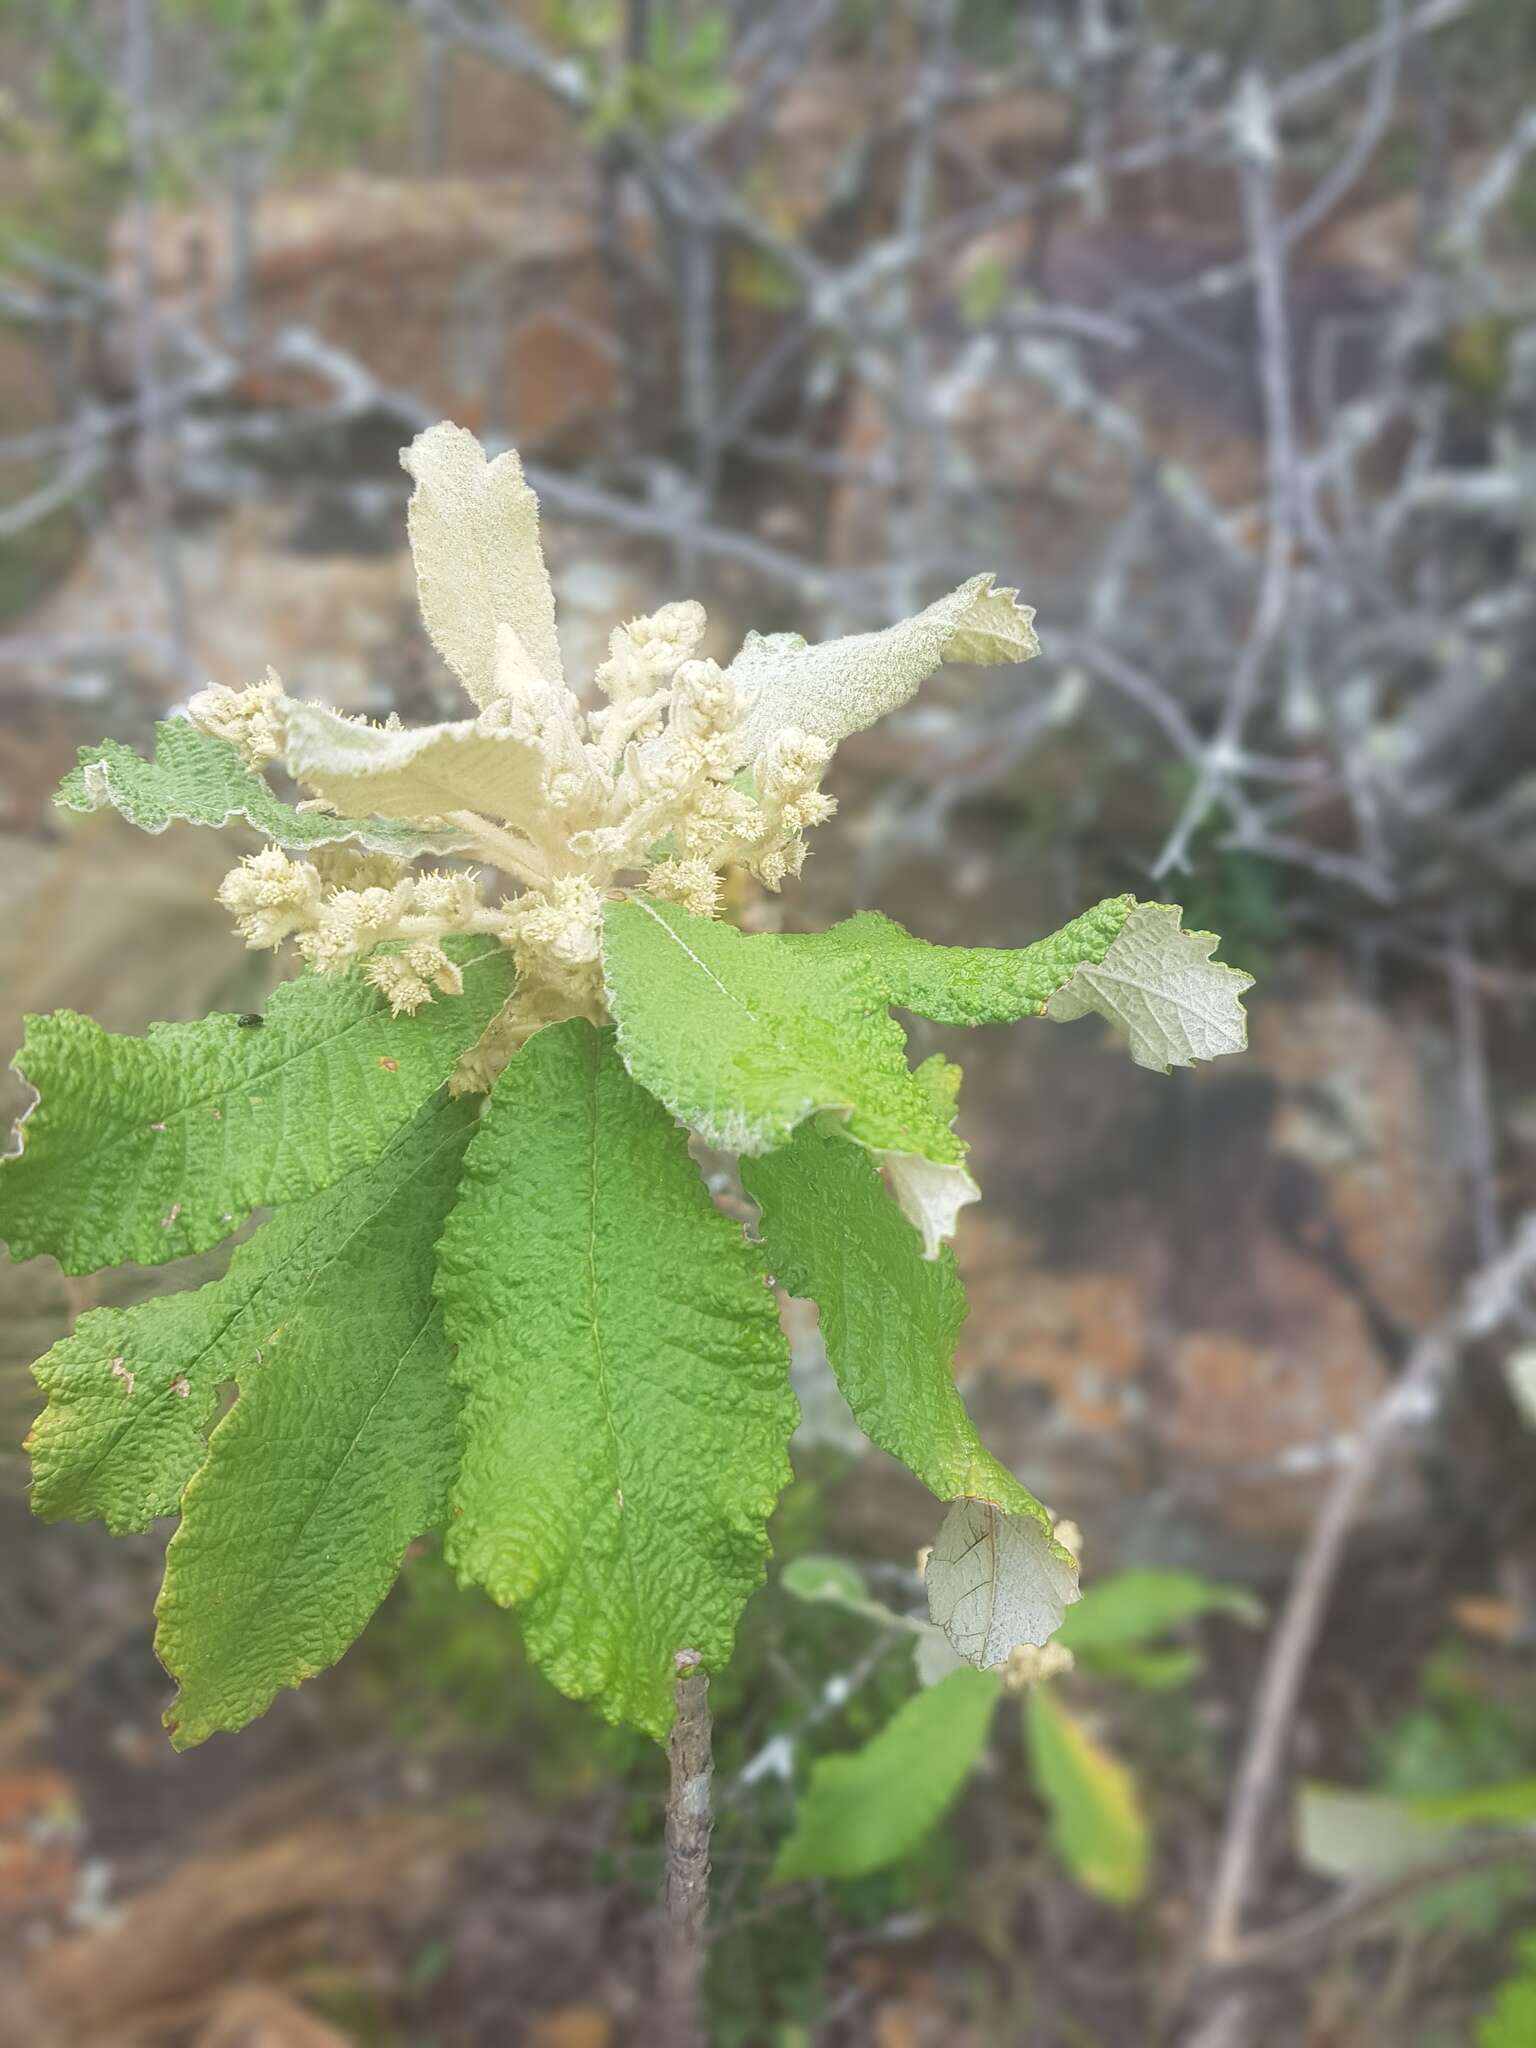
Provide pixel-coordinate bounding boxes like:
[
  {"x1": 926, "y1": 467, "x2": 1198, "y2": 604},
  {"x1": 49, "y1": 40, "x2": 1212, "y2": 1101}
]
[
  {"x1": 283, "y1": 698, "x2": 546, "y2": 829},
  {"x1": 732, "y1": 573, "x2": 1038, "y2": 756},
  {"x1": 402, "y1": 421, "x2": 564, "y2": 707},
  {"x1": 1043, "y1": 901, "x2": 1253, "y2": 1071},
  {"x1": 926, "y1": 1498, "x2": 1081, "y2": 1671}
]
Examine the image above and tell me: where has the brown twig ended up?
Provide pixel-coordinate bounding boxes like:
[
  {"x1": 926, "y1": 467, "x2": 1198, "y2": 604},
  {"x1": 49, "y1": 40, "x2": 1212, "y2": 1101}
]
[
  {"x1": 1200, "y1": 1216, "x2": 1536, "y2": 1968},
  {"x1": 659, "y1": 1652, "x2": 715, "y2": 2048},
  {"x1": 1215, "y1": 1828, "x2": 1536, "y2": 1977}
]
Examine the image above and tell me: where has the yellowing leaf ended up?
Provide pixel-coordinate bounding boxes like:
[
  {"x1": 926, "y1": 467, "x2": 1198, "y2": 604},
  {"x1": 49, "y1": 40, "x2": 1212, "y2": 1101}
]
[
  {"x1": 1025, "y1": 1686, "x2": 1149, "y2": 1905},
  {"x1": 926, "y1": 1498, "x2": 1080, "y2": 1670}
]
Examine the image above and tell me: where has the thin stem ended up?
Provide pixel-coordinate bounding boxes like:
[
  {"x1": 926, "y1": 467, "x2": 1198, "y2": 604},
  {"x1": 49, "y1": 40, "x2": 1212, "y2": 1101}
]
[
  {"x1": 659, "y1": 1654, "x2": 714, "y2": 2048},
  {"x1": 442, "y1": 810, "x2": 551, "y2": 889}
]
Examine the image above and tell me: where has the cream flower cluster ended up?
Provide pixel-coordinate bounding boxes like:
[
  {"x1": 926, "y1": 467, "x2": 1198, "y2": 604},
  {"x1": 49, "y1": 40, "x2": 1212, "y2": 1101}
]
[
  {"x1": 189, "y1": 421, "x2": 1038, "y2": 1094},
  {"x1": 192, "y1": 602, "x2": 838, "y2": 1089}
]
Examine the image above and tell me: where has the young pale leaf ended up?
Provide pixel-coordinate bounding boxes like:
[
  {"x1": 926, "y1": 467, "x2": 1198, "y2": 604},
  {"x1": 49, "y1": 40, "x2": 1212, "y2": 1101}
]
[
  {"x1": 402, "y1": 420, "x2": 564, "y2": 706},
  {"x1": 155, "y1": 1094, "x2": 477, "y2": 1747},
  {"x1": 54, "y1": 722, "x2": 473, "y2": 857},
  {"x1": 602, "y1": 898, "x2": 975, "y2": 1256},
  {"x1": 28, "y1": 1100, "x2": 472, "y2": 1531},
  {"x1": 1043, "y1": 901, "x2": 1252, "y2": 1072},
  {"x1": 793, "y1": 896, "x2": 1134, "y2": 1024},
  {"x1": 772, "y1": 1667, "x2": 1001, "y2": 1882},
  {"x1": 744, "y1": 1119, "x2": 1047, "y2": 1518},
  {"x1": 1025, "y1": 1685, "x2": 1150, "y2": 1905},
  {"x1": 926, "y1": 1498, "x2": 1080, "y2": 1670},
  {"x1": 438, "y1": 1018, "x2": 798, "y2": 1741},
  {"x1": 282, "y1": 698, "x2": 546, "y2": 829},
  {"x1": 732, "y1": 574, "x2": 1038, "y2": 756},
  {"x1": 0, "y1": 936, "x2": 516, "y2": 1272},
  {"x1": 1056, "y1": 1567, "x2": 1263, "y2": 1658}
]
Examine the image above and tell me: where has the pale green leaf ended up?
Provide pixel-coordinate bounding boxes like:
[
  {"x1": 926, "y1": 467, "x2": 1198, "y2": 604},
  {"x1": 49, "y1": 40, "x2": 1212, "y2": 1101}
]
[
  {"x1": 282, "y1": 698, "x2": 546, "y2": 830},
  {"x1": 53, "y1": 722, "x2": 473, "y2": 857},
  {"x1": 602, "y1": 897, "x2": 975, "y2": 1256},
  {"x1": 0, "y1": 936, "x2": 516, "y2": 1272},
  {"x1": 780, "y1": 1555, "x2": 870, "y2": 1607},
  {"x1": 744, "y1": 1119, "x2": 1046, "y2": 1518},
  {"x1": 1057, "y1": 1567, "x2": 1263, "y2": 1659},
  {"x1": 155, "y1": 1095, "x2": 476, "y2": 1747},
  {"x1": 733, "y1": 574, "x2": 1038, "y2": 756},
  {"x1": 791, "y1": 896, "x2": 1134, "y2": 1024},
  {"x1": 772, "y1": 1667, "x2": 1000, "y2": 1882},
  {"x1": 926, "y1": 1498, "x2": 1080, "y2": 1670},
  {"x1": 402, "y1": 420, "x2": 564, "y2": 706},
  {"x1": 438, "y1": 1018, "x2": 798, "y2": 1741},
  {"x1": 1025, "y1": 1685, "x2": 1150, "y2": 1905},
  {"x1": 28, "y1": 1100, "x2": 471, "y2": 1532},
  {"x1": 1296, "y1": 1782, "x2": 1452, "y2": 1887},
  {"x1": 1043, "y1": 901, "x2": 1253, "y2": 1072}
]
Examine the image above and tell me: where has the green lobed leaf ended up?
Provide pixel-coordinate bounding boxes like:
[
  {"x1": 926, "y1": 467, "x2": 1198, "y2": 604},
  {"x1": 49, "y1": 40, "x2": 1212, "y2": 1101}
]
[
  {"x1": 437, "y1": 1018, "x2": 798, "y2": 1741},
  {"x1": 744, "y1": 1118, "x2": 1045, "y2": 1520},
  {"x1": 0, "y1": 936, "x2": 516, "y2": 1273},
  {"x1": 1042, "y1": 900, "x2": 1252, "y2": 1071},
  {"x1": 1025, "y1": 1685, "x2": 1150, "y2": 1906},
  {"x1": 54, "y1": 721, "x2": 474, "y2": 857},
  {"x1": 602, "y1": 897, "x2": 975, "y2": 1257},
  {"x1": 155, "y1": 1093, "x2": 478, "y2": 1748},
  {"x1": 795, "y1": 896, "x2": 1135, "y2": 1024},
  {"x1": 772, "y1": 1667, "x2": 1001, "y2": 1882}
]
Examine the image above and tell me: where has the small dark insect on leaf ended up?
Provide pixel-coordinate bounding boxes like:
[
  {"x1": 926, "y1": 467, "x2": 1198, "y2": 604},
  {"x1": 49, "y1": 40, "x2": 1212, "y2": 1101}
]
[{"x1": 237, "y1": 1013, "x2": 264, "y2": 1029}]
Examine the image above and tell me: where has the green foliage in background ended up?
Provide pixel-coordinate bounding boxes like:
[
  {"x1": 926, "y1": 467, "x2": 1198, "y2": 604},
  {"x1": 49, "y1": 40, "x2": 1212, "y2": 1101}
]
[{"x1": 774, "y1": 1555, "x2": 1261, "y2": 1904}]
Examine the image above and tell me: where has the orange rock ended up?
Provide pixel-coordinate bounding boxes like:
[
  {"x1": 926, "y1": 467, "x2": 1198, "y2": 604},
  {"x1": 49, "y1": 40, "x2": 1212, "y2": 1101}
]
[{"x1": 528, "y1": 2007, "x2": 616, "y2": 2048}]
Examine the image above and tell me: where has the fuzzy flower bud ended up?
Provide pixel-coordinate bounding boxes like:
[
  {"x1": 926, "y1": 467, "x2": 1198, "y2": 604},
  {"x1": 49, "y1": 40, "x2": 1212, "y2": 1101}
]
[
  {"x1": 999, "y1": 1642, "x2": 1076, "y2": 1693},
  {"x1": 596, "y1": 601, "x2": 708, "y2": 702},
  {"x1": 411, "y1": 869, "x2": 483, "y2": 925},
  {"x1": 296, "y1": 882, "x2": 414, "y2": 972},
  {"x1": 512, "y1": 875, "x2": 605, "y2": 968},
  {"x1": 187, "y1": 669, "x2": 288, "y2": 771},
  {"x1": 645, "y1": 857, "x2": 723, "y2": 920},
  {"x1": 217, "y1": 845, "x2": 322, "y2": 950}
]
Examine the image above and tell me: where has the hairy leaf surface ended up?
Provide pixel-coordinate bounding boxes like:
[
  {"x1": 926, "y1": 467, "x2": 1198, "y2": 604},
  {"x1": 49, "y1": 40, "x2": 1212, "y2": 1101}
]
[
  {"x1": 797, "y1": 896, "x2": 1134, "y2": 1024},
  {"x1": 402, "y1": 421, "x2": 564, "y2": 706},
  {"x1": 772, "y1": 1667, "x2": 1000, "y2": 1881},
  {"x1": 54, "y1": 722, "x2": 473, "y2": 856},
  {"x1": 155, "y1": 1095, "x2": 476, "y2": 1747},
  {"x1": 0, "y1": 937, "x2": 515, "y2": 1272},
  {"x1": 744, "y1": 1119, "x2": 1045, "y2": 1518},
  {"x1": 926, "y1": 1498, "x2": 1080, "y2": 1669},
  {"x1": 25, "y1": 1099, "x2": 477, "y2": 1532},
  {"x1": 602, "y1": 897, "x2": 975, "y2": 1255},
  {"x1": 282, "y1": 698, "x2": 547, "y2": 829},
  {"x1": 1043, "y1": 901, "x2": 1252, "y2": 1070},
  {"x1": 733, "y1": 574, "x2": 1038, "y2": 755},
  {"x1": 438, "y1": 1018, "x2": 798, "y2": 1740}
]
